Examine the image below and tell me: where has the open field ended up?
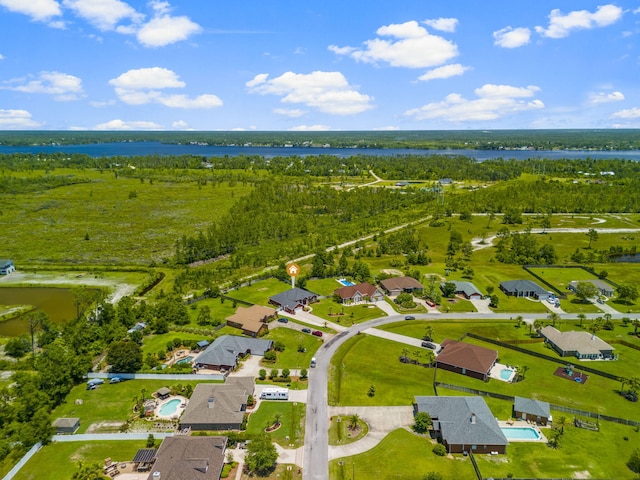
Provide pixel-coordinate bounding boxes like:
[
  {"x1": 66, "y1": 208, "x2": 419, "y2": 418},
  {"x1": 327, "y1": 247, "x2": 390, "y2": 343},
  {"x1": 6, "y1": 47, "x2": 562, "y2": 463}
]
[
  {"x1": 309, "y1": 300, "x2": 388, "y2": 324},
  {"x1": 0, "y1": 168, "x2": 253, "y2": 265},
  {"x1": 260, "y1": 327, "x2": 322, "y2": 369}
]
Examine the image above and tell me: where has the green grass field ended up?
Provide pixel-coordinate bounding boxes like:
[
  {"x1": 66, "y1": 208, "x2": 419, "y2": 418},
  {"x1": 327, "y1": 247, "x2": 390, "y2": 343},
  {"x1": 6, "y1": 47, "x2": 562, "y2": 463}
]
[
  {"x1": 0, "y1": 168, "x2": 253, "y2": 265},
  {"x1": 261, "y1": 327, "x2": 322, "y2": 369},
  {"x1": 309, "y1": 300, "x2": 388, "y2": 324},
  {"x1": 50, "y1": 379, "x2": 214, "y2": 433},
  {"x1": 11, "y1": 441, "x2": 145, "y2": 480},
  {"x1": 246, "y1": 401, "x2": 306, "y2": 448}
]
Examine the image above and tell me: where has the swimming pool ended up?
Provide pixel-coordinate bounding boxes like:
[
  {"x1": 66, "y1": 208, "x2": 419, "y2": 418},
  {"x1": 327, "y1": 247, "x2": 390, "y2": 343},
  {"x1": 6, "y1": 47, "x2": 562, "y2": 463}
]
[
  {"x1": 159, "y1": 399, "x2": 181, "y2": 416},
  {"x1": 338, "y1": 278, "x2": 355, "y2": 286},
  {"x1": 499, "y1": 368, "x2": 515, "y2": 381},
  {"x1": 501, "y1": 426, "x2": 541, "y2": 440},
  {"x1": 176, "y1": 355, "x2": 194, "y2": 365}
]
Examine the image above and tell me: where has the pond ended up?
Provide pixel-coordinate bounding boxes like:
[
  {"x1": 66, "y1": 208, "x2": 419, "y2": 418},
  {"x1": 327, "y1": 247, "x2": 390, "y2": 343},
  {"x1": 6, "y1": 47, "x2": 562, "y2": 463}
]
[
  {"x1": 610, "y1": 253, "x2": 640, "y2": 263},
  {"x1": 0, "y1": 287, "x2": 80, "y2": 336}
]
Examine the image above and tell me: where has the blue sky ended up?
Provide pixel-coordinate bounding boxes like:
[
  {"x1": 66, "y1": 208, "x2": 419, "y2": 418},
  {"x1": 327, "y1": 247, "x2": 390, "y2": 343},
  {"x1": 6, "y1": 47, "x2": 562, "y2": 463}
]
[{"x1": 0, "y1": 0, "x2": 639, "y2": 131}]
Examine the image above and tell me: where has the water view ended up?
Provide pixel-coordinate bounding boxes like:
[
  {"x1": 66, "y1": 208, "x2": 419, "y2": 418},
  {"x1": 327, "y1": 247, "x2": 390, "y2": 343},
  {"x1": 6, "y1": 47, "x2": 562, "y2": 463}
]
[
  {"x1": 2, "y1": 142, "x2": 640, "y2": 161},
  {"x1": 0, "y1": 287, "x2": 78, "y2": 336}
]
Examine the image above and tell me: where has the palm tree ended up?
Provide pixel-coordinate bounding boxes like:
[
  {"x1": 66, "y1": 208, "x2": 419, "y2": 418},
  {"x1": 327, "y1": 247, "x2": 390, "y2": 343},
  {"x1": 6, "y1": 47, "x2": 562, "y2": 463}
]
[
  {"x1": 516, "y1": 365, "x2": 529, "y2": 382},
  {"x1": 348, "y1": 413, "x2": 360, "y2": 431},
  {"x1": 547, "y1": 428, "x2": 562, "y2": 449},
  {"x1": 533, "y1": 320, "x2": 544, "y2": 336},
  {"x1": 515, "y1": 315, "x2": 523, "y2": 328},
  {"x1": 413, "y1": 350, "x2": 422, "y2": 364},
  {"x1": 555, "y1": 415, "x2": 568, "y2": 434},
  {"x1": 577, "y1": 313, "x2": 586, "y2": 328},
  {"x1": 547, "y1": 312, "x2": 560, "y2": 327},
  {"x1": 274, "y1": 413, "x2": 281, "y2": 426},
  {"x1": 401, "y1": 347, "x2": 409, "y2": 362},
  {"x1": 424, "y1": 325, "x2": 434, "y2": 341}
]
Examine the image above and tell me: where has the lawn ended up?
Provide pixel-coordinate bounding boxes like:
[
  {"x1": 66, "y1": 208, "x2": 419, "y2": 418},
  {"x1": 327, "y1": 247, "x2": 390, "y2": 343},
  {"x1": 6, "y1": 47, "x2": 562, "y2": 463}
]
[
  {"x1": 438, "y1": 297, "x2": 476, "y2": 313},
  {"x1": 228, "y1": 277, "x2": 291, "y2": 306},
  {"x1": 186, "y1": 297, "x2": 239, "y2": 325},
  {"x1": 328, "y1": 335, "x2": 435, "y2": 406},
  {"x1": 141, "y1": 327, "x2": 243, "y2": 361},
  {"x1": 246, "y1": 401, "x2": 306, "y2": 448},
  {"x1": 329, "y1": 428, "x2": 477, "y2": 480},
  {"x1": 51, "y1": 379, "x2": 213, "y2": 433},
  {"x1": 309, "y1": 299, "x2": 388, "y2": 325},
  {"x1": 12, "y1": 441, "x2": 145, "y2": 480},
  {"x1": 306, "y1": 277, "x2": 346, "y2": 296},
  {"x1": 328, "y1": 416, "x2": 368, "y2": 446},
  {"x1": 261, "y1": 327, "x2": 323, "y2": 369}
]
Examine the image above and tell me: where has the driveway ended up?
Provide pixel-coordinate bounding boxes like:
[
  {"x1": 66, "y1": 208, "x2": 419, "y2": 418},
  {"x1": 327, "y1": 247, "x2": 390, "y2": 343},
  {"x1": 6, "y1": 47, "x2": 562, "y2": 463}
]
[
  {"x1": 469, "y1": 297, "x2": 493, "y2": 314},
  {"x1": 327, "y1": 406, "x2": 414, "y2": 459}
]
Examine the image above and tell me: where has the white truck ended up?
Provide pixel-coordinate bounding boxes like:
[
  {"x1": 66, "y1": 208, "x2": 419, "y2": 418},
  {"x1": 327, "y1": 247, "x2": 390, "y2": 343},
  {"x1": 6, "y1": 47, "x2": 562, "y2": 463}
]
[
  {"x1": 310, "y1": 357, "x2": 317, "y2": 368},
  {"x1": 260, "y1": 387, "x2": 289, "y2": 400}
]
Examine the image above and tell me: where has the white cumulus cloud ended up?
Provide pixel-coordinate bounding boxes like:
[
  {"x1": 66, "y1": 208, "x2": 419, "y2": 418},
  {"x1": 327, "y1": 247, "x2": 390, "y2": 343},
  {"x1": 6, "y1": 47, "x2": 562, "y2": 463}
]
[
  {"x1": 94, "y1": 119, "x2": 162, "y2": 130},
  {"x1": 247, "y1": 71, "x2": 373, "y2": 115},
  {"x1": 289, "y1": 124, "x2": 331, "y2": 131},
  {"x1": 535, "y1": 4, "x2": 623, "y2": 39},
  {"x1": 273, "y1": 108, "x2": 306, "y2": 117},
  {"x1": 405, "y1": 84, "x2": 543, "y2": 122},
  {"x1": 0, "y1": 109, "x2": 43, "y2": 128},
  {"x1": 589, "y1": 91, "x2": 624, "y2": 104},
  {"x1": 418, "y1": 64, "x2": 470, "y2": 82},
  {"x1": 493, "y1": 26, "x2": 531, "y2": 48},
  {"x1": 109, "y1": 67, "x2": 222, "y2": 109},
  {"x1": 611, "y1": 108, "x2": 640, "y2": 119},
  {"x1": 62, "y1": 0, "x2": 143, "y2": 31},
  {"x1": 1, "y1": 71, "x2": 84, "y2": 101},
  {"x1": 423, "y1": 17, "x2": 458, "y2": 33},
  {"x1": 0, "y1": 0, "x2": 61, "y2": 22},
  {"x1": 136, "y1": 12, "x2": 201, "y2": 47},
  {"x1": 329, "y1": 20, "x2": 458, "y2": 68}
]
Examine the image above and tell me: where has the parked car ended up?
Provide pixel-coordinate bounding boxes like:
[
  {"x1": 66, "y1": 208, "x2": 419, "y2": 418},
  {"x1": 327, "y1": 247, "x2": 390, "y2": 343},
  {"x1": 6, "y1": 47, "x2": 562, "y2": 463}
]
[
  {"x1": 278, "y1": 317, "x2": 289, "y2": 323},
  {"x1": 405, "y1": 315, "x2": 415, "y2": 320},
  {"x1": 109, "y1": 377, "x2": 121, "y2": 384},
  {"x1": 301, "y1": 328, "x2": 311, "y2": 333},
  {"x1": 312, "y1": 330, "x2": 323, "y2": 337},
  {"x1": 421, "y1": 341, "x2": 436, "y2": 349},
  {"x1": 86, "y1": 383, "x2": 97, "y2": 390},
  {"x1": 86, "y1": 378, "x2": 104, "y2": 386},
  {"x1": 425, "y1": 300, "x2": 436, "y2": 307}
]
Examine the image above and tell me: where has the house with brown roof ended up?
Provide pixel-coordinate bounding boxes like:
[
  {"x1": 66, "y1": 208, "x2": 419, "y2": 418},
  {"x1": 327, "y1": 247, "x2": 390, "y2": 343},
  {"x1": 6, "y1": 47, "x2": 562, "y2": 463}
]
[
  {"x1": 225, "y1": 304, "x2": 275, "y2": 337},
  {"x1": 147, "y1": 436, "x2": 227, "y2": 480},
  {"x1": 435, "y1": 339, "x2": 498, "y2": 381},
  {"x1": 379, "y1": 276, "x2": 424, "y2": 296},
  {"x1": 540, "y1": 326, "x2": 615, "y2": 360},
  {"x1": 179, "y1": 377, "x2": 254, "y2": 431},
  {"x1": 334, "y1": 282, "x2": 385, "y2": 304}
]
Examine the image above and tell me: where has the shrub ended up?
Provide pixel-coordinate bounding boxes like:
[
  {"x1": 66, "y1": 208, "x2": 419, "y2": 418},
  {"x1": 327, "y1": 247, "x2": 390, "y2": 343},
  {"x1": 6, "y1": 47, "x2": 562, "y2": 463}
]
[
  {"x1": 300, "y1": 368, "x2": 308, "y2": 379},
  {"x1": 432, "y1": 444, "x2": 446, "y2": 456},
  {"x1": 274, "y1": 341, "x2": 285, "y2": 352},
  {"x1": 263, "y1": 351, "x2": 277, "y2": 362},
  {"x1": 627, "y1": 448, "x2": 640, "y2": 474},
  {"x1": 258, "y1": 369, "x2": 266, "y2": 380}
]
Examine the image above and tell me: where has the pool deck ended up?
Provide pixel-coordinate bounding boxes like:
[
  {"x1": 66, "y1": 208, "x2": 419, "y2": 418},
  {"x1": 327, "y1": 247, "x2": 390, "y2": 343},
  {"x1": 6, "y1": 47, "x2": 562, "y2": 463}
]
[
  {"x1": 489, "y1": 362, "x2": 516, "y2": 382},
  {"x1": 155, "y1": 395, "x2": 188, "y2": 420},
  {"x1": 498, "y1": 420, "x2": 548, "y2": 443}
]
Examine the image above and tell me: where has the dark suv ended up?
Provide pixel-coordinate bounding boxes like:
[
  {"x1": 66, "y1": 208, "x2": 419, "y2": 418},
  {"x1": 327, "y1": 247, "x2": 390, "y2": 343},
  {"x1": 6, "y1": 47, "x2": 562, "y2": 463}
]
[{"x1": 421, "y1": 341, "x2": 436, "y2": 349}]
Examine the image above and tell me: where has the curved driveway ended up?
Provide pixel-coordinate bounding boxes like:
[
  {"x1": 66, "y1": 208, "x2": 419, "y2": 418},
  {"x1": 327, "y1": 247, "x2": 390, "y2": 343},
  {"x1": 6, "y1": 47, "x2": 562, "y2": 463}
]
[{"x1": 301, "y1": 310, "x2": 625, "y2": 480}]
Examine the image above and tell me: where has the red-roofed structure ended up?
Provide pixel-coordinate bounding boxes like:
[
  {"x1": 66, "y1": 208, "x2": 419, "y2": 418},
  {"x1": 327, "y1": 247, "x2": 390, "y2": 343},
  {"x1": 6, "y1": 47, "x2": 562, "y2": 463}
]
[
  {"x1": 436, "y1": 339, "x2": 498, "y2": 381},
  {"x1": 334, "y1": 282, "x2": 384, "y2": 304}
]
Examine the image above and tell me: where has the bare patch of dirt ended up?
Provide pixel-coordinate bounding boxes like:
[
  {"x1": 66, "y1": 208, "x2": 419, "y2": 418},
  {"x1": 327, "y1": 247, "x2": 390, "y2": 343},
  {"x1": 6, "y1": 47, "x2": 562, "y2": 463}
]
[
  {"x1": 85, "y1": 421, "x2": 125, "y2": 433},
  {"x1": 380, "y1": 269, "x2": 403, "y2": 276}
]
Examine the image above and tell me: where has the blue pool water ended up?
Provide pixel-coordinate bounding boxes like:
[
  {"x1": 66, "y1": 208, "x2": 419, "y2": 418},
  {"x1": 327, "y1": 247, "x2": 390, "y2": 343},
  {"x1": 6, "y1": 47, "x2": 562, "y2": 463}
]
[
  {"x1": 338, "y1": 279, "x2": 356, "y2": 286},
  {"x1": 159, "y1": 399, "x2": 181, "y2": 416},
  {"x1": 499, "y1": 368, "x2": 514, "y2": 381},
  {"x1": 176, "y1": 355, "x2": 194, "y2": 365},
  {"x1": 501, "y1": 427, "x2": 541, "y2": 440}
]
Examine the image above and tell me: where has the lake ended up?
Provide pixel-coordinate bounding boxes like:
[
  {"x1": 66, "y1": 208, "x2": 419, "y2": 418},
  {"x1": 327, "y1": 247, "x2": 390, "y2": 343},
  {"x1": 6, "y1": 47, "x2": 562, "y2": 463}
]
[
  {"x1": 1, "y1": 142, "x2": 640, "y2": 161},
  {"x1": 0, "y1": 287, "x2": 78, "y2": 336}
]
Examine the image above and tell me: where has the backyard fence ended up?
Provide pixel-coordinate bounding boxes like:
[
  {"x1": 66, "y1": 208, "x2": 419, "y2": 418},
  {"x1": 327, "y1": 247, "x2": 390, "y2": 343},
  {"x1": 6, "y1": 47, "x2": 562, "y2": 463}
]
[
  {"x1": 465, "y1": 332, "x2": 623, "y2": 382},
  {"x1": 434, "y1": 382, "x2": 640, "y2": 428},
  {"x1": 467, "y1": 450, "x2": 482, "y2": 480}
]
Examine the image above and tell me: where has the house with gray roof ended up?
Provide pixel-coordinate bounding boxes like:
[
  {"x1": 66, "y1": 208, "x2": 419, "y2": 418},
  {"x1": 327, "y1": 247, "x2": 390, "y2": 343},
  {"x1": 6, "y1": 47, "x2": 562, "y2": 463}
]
[
  {"x1": 414, "y1": 396, "x2": 508, "y2": 454},
  {"x1": 179, "y1": 377, "x2": 254, "y2": 431},
  {"x1": 568, "y1": 279, "x2": 614, "y2": 297},
  {"x1": 500, "y1": 280, "x2": 551, "y2": 301},
  {"x1": 195, "y1": 335, "x2": 273, "y2": 372},
  {"x1": 440, "y1": 281, "x2": 483, "y2": 300},
  {"x1": 147, "y1": 435, "x2": 227, "y2": 480},
  {"x1": 540, "y1": 326, "x2": 615, "y2": 360},
  {"x1": 513, "y1": 397, "x2": 551, "y2": 426},
  {"x1": 269, "y1": 287, "x2": 318, "y2": 314}
]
